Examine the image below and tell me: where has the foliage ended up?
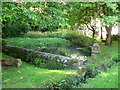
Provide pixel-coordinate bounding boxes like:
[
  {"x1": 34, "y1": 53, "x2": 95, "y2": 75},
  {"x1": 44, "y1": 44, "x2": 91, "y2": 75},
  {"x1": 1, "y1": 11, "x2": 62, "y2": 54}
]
[
  {"x1": 49, "y1": 75, "x2": 82, "y2": 89},
  {"x1": 19, "y1": 30, "x2": 97, "y2": 54},
  {"x1": 0, "y1": 52, "x2": 15, "y2": 59},
  {"x1": 2, "y1": 39, "x2": 6, "y2": 45},
  {"x1": 64, "y1": 30, "x2": 97, "y2": 47},
  {"x1": 5, "y1": 37, "x2": 72, "y2": 48},
  {"x1": 75, "y1": 64, "x2": 118, "y2": 88},
  {"x1": 32, "y1": 57, "x2": 65, "y2": 70},
  {"x1": 2, "y1": 53, "x2": 77, "y2": 88},
  {"x1": 3, "y1": 23, "x2": 31, "y2": 38},
  {"x1": 23, "y1": 31, "x2": 63, "y2": 38},
  {"x1": 49, "y1": 59, "x2": 118, "y2": 89},
  {"x1": 112, "y1": 55, "x2": 120, "y2": 63},
  {"x1": 37, "y1": 47, "x2": 69, "y2": 56},
  {"x1": 64, "y1": 2, "x2": 96, "y2": 30},
  {"x1": 111, "y1": 34, "x2": 120, "y2": 41},
  {"x1": 48, "y1": 41, "x2": 119, "y2": 89},
  {"x1": 2, "y1": 2, "x2": 119, "y2": 42},
  {"x1": 2, "y1": 2, "x2": 69, "y2": 37},
  {"x1": 22, "y1": 31, "x2": 96, "y2": 53},
  {"x1": 45, "y1": 58, "x2": 65, "y2": 70}
]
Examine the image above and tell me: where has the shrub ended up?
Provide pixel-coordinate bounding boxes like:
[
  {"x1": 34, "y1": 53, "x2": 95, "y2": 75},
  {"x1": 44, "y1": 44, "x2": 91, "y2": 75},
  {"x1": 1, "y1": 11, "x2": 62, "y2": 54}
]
[
  {"x1": 2, "y1": 23, "x2": 31, "y2": 38},
  {"x1": 2, "y1": 39, "x2": 6, "y2": 45},
  {"x1": 26, "y1": 54, "x2": 65, "y2": 70},
  {"x1": 63, "y1": 30, "x2": 97, "y2": 48},
  {"x1": 76, "y1": 64, "x2": 118, "y2": 88},
  {"x1": 23, "y1": 31, "x2": 63, "y2": 38},
  {"x1": 45, "y1": 58, "x2": 65, "y2": 70},
  {"x1": 112, "y1": 55, "x2": 120, "y2": 63},
  {"x1": 23, "y1": 30, "x2": 97, "y2": 49},
  {"x1": 23, "y1": 33, "x2": 49, "y2": 38},
  {"x1": 34, "y1": 58, "x2": 47, "y2": 68},
  {"x1": 49, "y1": 75, "x2": 82, "y2": 89},
  {"x1": 64, "y1": 30, "x2": 80, "y2": 39},
  {"x1": 111, "y1": 34, "x2": 120, "y2": 41},
  {"x1": 62, "y1": 30, "x2": 97, "y2": 54}
]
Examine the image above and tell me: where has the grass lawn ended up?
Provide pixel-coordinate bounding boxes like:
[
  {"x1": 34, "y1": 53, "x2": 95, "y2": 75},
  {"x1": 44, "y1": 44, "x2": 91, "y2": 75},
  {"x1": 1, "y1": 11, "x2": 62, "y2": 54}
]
[
  {"x1": 76, "y1": 63, "x2": 118, "y2": 88},
  {"x1": 5, "y1": 37, "x2": 71, "y2": 48},
  {"x1": 86, "y1": 41, "x2": 119, "y2": 66},
  {"x1": 73, "y1": 41, "x2": 119, "y2": 88},
  {"x1": 2, "y1": 40, "x2": 119, "y2": 88},
  {"x1": 1, "y1": 53, "x2": 77, "y2": 88}
]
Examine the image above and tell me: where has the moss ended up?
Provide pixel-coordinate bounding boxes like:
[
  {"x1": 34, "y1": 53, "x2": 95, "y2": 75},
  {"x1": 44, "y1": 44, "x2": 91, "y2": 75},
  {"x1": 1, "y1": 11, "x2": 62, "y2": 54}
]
[{"x1": 70, "y1": 59, "x2": 78, "y2": 65}]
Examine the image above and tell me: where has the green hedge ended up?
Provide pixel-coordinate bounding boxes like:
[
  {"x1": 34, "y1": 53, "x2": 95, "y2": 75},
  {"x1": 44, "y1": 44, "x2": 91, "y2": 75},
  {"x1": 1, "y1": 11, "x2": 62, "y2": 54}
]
[{"x1": 64, "y1": 30, "x2": 97, "y2": 47}]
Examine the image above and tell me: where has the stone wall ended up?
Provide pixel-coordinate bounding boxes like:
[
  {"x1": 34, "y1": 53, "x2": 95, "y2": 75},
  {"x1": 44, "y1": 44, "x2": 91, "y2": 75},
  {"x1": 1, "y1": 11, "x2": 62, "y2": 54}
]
[{"x1": 2, "y1": 45, "x2": 87, "y2": 69}]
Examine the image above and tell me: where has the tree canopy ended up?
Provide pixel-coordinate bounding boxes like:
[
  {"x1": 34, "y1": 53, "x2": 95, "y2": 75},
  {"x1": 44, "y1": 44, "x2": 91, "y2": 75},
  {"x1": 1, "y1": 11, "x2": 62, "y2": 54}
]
[{"x1": 2, "y1": 2, "x2": 119, "y2": 45}]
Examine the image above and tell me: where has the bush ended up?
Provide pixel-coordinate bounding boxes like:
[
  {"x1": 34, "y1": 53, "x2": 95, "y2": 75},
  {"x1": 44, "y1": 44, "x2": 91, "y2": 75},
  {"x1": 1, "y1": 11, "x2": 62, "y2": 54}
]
[
  {"x1": 5, "y1": 38, "x2": 72, "y2": 49},
  {"x1": 111, "y1": 34, "x2": 120, "y2": 41},
  {"x1": 45, "y1": 58, "x2": 65, "y2": 70},
  {"x1": 23, "y1": 30, "x2": 97, "y2": 49},
  {"x1": 2, "y1": 39, "x2": 6, "y2": 45},
  {"x1": 112, "y1": 55, "x2": 120, "y2": 63},
  {"x1": 64, "y1": 30, "x2": 97, "y2": 48},
  {"x1": 76, "y1": 64, "x2": 118, "y2": 88},
  {"x1": 2, "y1": 23, "x2": 31, "y2": 38},
  {"x1": 49, "y1": 75, "x2": 82, "y2": 89},
  {"x1": 25, "y1": 54, "x2": 65, "y2": 70},
  {"x1": 23, "y1": 31, "x2": 63, "y2": 38}
]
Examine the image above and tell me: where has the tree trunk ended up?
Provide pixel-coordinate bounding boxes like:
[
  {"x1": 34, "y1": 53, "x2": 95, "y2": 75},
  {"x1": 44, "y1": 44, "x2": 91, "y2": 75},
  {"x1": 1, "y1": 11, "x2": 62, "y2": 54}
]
[
  {"x1": 91, "y1": 26, "x2": 95, "y2": 38},
  {"x1": 105, "y1": 25, "x2": 112, "y2": 45},
  {"x1": 100, "y1": 27, "x2": 103, "y2": 40},
  {"x1": 93, "y1": 29, "x2": 95, "y2": 38}
]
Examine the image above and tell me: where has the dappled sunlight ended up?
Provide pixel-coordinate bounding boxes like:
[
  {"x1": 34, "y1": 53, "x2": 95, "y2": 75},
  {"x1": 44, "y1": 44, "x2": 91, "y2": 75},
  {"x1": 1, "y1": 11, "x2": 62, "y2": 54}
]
[
  {"x1": 101, "y1": 71, "x2": 118, "y2": 78},
  {"x1": 111, "y1": 72, "x2": 118, "y2": 75},
  {"x1": 36, "y1": 70, "x2": 77, "y2": 75},
  {"x1": 50, "y1": 70, "x2": 77, "y2": 75},
  {"x1": 50, "y1": 70, "x2": 65, "y2": 73},
  {"x1": 36, "y1": 71, "x2": 50, "y2": 74},
  {"x1": 101, "y1": 73, "x2": 109, "y2": 77},
  {"x1": 70, "y1": 54, "x2": 78, "y2": 58},
  {"x1": 65, "y1": 72, "x2": 77, "y2": 75}
]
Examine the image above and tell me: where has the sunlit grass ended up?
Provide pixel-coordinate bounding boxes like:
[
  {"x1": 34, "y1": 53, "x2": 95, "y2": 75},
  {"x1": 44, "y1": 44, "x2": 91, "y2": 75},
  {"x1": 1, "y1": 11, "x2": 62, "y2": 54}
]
[
  {"x1": 5, "y1": 37, "x2": 72, "y2": 49},
  {"x1": 2, "y1": 53, "x2": 77, "y2": 88},
  {"x1": 77, "y1": 64, "x2": 118, "y2": 88},
  {"x1": 86, "y1": 41, "x2": 119, "y2": 65}
]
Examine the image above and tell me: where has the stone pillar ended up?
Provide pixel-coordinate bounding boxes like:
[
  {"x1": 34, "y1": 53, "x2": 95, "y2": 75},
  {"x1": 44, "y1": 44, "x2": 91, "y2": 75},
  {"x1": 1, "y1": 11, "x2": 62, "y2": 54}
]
[{"x1": 91, "y1": 43, "x2": 100, "y2": 56}]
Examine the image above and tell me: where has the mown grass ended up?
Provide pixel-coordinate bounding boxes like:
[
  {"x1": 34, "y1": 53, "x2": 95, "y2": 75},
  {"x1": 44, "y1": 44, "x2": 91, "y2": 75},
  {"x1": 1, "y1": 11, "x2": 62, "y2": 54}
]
[
  {"x1": 73, "y1": 41, "x2": 119, "y2": 88},
  {"x1": 75, "y1": 63, "x2": 118, "y2": 88},
  {"x1": 1, "y1": 53, "x2": 77, "y2": 88},
  {"x1": 86, "y1": 41, "x2": 119, "y2": 67},
  {"x1": 5, "y1": 37, "x2": 71, "y2": 49},
  {"x1": 2, "y1": 38, "x2": 119, "y2": 88}
]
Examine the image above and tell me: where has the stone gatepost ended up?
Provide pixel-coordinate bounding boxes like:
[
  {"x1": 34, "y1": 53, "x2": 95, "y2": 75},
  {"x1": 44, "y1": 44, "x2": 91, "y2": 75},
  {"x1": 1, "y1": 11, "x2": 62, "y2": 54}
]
[{"x1": 91, "y1": 43, "x2": 100, "y2": 56}]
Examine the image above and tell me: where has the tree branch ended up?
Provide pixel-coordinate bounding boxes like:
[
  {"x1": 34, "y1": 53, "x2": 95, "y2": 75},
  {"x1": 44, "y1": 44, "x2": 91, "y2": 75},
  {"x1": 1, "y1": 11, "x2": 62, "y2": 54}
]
[{"x1": 85, "y1": 23, "x2": 93, "y2": 31}]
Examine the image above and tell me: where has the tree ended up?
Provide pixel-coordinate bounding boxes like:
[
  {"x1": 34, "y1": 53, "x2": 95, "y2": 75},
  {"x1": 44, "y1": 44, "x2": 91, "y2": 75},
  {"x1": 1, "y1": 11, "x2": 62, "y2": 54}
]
[
  {"x1": 95, "y1": 2, "x2": 119, "y2": 45},
  {"x1": 2, "y1": 2, "x2": 69, "y2": 37},
  {"x1": 64, "y1": 2, "x2": 95, "y2": 30},
  {"x1": 64, "y1": 2, "x2": 119, "y2": 45}
]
